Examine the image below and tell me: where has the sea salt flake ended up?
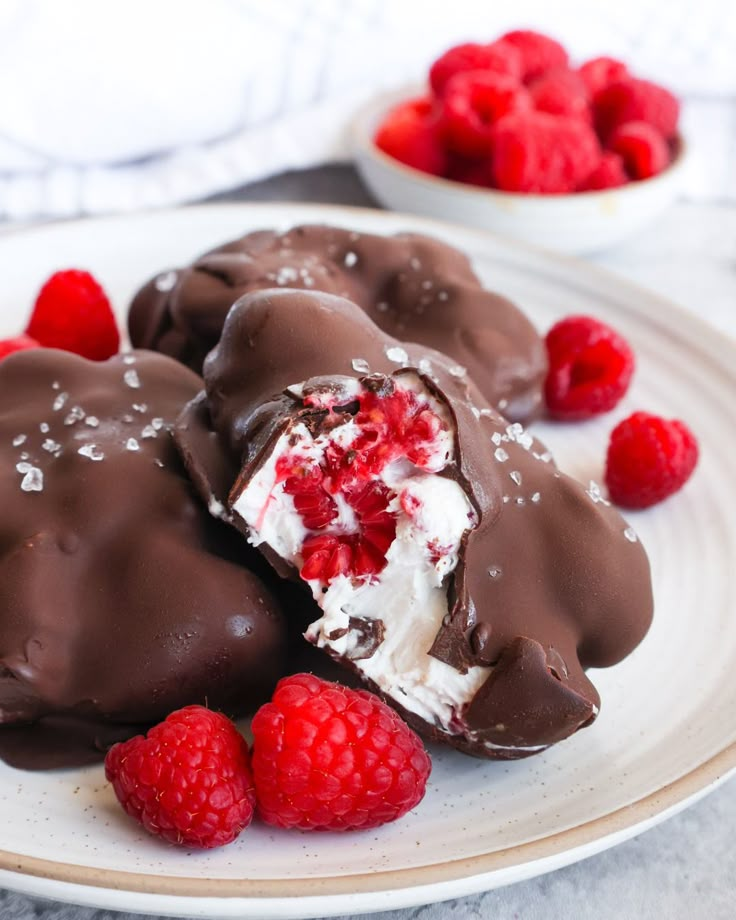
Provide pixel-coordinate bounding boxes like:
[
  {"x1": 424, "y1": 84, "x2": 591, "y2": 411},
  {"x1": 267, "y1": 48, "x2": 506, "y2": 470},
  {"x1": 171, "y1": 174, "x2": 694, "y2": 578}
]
[
  {"x1": 418, "y1": 358, "x2": 433, "y2": 375},
  {"x1": 438, "y1": 290, "x2": 449, "y2": 301},
  {"x1": 125, "y1": 438, "x2": 140, "y2": 452},
  {"x1": 39, "y1": 422, "x2": 50, "y2": 434},
  {"x1": 42, "y1": 439, "x2": 61, "y2": 454},
  {"x1": 421, "y1": 279, "x2": 433, "y2": 290},
  {"x1": 506, "y1": 423, "x2": 533, "y2": 450},
  {"x1": 20, "y1": 467, "x2": 43, "y2": 492},
  {"x1": 385, "y1": 346, "x2": 409, "y2": 364},
  {"x1": 154, "y1": 270, "x2": 177, "y2": 292},
  {"x1": 586, "y1": 480, "x2": 610, "y2": 506},
  {"x1": 123, "y1": 354, "x2": 137, "y2": 365},
  {"x1": 153, "y1": 458, "x2": 165, "y2": 468},
  {"x1": 351, "y1": 358, "x2": 371, "y2": 374},
  {"x1": 141, "y1": 425, "x2": 157, "y2": 439},
  {"x1": 132, "y1": 403, "x2": 148, "y2": 414},
  {"x1": 124, "y1": 369, "x2": 141, "y2": 389},
  {"x1": 52, "y1": 392, "x2": 69, "y2": 412},
  {"x1": 409, "y1": 257, "x2": 421, "y2": 271},
  {"x1": 16, "y1": 462, "x2": 32, "y2": 474},
  {"x1": 502, "y1": 495, "x2": 510, "y2": 503},
  {"x1": 494, "y1": 447, "x2": 509, "y2": 463},
  {"x1": 85, "y1": 416, "x2": 100, "y2": 428},
  {"x1": 12, "y1": 435, "x2": 26, "y2": 447},
  {"x1": 344, "y1": 252, "x2": 358, "y2": 268},
  {"x1": 376, "y1": 301, "x2": 389, "y2": 313},
  {"x1": 624, "y1": 527, "x2": 638, "y2": 543},
  {"x1": 64, "y1": 406, "x2": 86, "y2": 426},
  {"x1": 531, "y1": 492, "x2": 541, "y2": 503},
  {"x1": 488, "y1": 566, "x2": 503, "y2": 578},
  {"x1": 491, "y1": 432, "x2": 503, "y2": 446},
  {"x1": 151, "y1": 417, "x2": 165, "y2": 431},
  {"x1": 471, "y1": 407, "x2": 481, "y2": 419},
  {"x1": 275, "y1": 266, "x2": 299, "y2": 285},
  {"x1": 516, "y1": 496, "x2": 526, "y2": 505},
  {"x1": 510, "y1": 470, "x2": 522, "y2": 485},
  {"x1": 78, "y1": 444, "x2": 104, "y2": 461},
  {"x1": 51, "y1": 381, "x2": 60, "y2": 390},
  {"x1": 448, "y1": 364, "x2": 467, "y2": 378}
]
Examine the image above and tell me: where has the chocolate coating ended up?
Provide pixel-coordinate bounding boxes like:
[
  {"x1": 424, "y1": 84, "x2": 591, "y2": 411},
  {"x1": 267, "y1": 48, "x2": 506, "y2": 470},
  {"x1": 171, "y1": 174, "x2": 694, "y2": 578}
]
[
  {"x1": 0, "y1": 349, "x2": 287, "y2": 770},
  {"x1": 176, "y1": 289, "x2": 653, "y2": 759},
  {"x1": 129, "y1": 224, "x2": 546, "y2": 423}
]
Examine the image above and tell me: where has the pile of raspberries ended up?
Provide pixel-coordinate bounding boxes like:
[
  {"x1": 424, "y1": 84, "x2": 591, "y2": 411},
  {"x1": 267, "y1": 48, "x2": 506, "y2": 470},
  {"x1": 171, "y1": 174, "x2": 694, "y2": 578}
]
[{"x1": 375, "y1": 29, "x2": 680, "y2": 193}]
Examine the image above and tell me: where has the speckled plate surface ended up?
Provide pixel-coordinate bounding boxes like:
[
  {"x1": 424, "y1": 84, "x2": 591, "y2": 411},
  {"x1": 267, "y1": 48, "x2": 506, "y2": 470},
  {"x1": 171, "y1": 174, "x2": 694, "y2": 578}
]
[{"x1": 1, "y1": 204, "x2": 735, "y2": 920}]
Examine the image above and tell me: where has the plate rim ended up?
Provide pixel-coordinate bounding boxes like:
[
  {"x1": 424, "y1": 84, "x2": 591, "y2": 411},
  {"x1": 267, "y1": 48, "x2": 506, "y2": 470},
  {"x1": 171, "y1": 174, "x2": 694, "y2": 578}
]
[{"x1": 1, "y1": 201, "x2": 735, "y2": 908}]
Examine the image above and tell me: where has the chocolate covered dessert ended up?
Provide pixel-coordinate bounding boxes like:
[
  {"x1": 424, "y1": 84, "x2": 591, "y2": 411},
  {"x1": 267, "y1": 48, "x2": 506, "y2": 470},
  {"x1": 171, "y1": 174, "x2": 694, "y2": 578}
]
[
  {"x1": 129, "y1": 224, "x2": 546, "y2": 423},
  {"x1": 176, "y1": 289, "x2": 653, "y2": 759},
  {"x1": 0, "y1": 349, "x2": 287, "y2": 769}
]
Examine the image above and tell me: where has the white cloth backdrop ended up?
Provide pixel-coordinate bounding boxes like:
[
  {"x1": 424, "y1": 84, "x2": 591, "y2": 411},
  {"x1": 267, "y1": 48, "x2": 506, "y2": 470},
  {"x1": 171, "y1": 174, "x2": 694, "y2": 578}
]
[{"x1": 0, "y1": 0, "x2": 734, "y2": 220}]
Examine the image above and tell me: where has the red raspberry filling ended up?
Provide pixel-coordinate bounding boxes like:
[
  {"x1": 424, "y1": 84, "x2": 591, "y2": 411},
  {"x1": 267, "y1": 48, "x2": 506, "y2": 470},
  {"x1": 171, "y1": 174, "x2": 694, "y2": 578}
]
[{"x1": 271, "y1": 379, "x2": 454, "y2": 585}]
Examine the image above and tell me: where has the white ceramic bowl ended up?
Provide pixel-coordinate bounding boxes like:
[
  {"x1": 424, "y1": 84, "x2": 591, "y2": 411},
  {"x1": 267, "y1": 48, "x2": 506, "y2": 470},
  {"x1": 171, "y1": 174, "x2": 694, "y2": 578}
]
[{"x1": 352, "y1": 88, "x2": 687, "y2": 255}]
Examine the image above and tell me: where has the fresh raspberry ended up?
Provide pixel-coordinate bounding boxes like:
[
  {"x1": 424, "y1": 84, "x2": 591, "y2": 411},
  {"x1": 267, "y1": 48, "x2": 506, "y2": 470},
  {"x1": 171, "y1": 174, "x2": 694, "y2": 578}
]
[
  {"x1": 0, "y1": 334, "x2": 40, "y2": 362},
  {"x1": 441, "y1": 70, "x2": 531, "y2": 156},
  {"x1": 499, "y1": 30, "x2": 569, "y2": 83},
  {"x1": 578, "y1": 151, "x2": 628, "y2": 191},
  {"x1": 27, "y1": 270, "x2": 119, "y2": 361},
  {"x1": 544, "y1": 315, "x2": 635, "y2": 420},
  {"x1": 444, "y1": 154, "x2": 493, "y2": 187},
  {"x1": 251, "y1": 673, "x2": 431, "y2": 831},
  {"x1": 605, "y1": 412, "x2": 699, "y2": 508},
  {"x1": 608, "y1": 121, "x2": 670, "y2": 179},
  {"x1": 490, "y1": 111, "x2": 601, "y2": 193},
  {"x1": 593, "y1": 78, "x2": 680, "y2": 142},
  {"x1": 578, "y1": 56, "x2": 629, "y2": 96},
  {"x1": 529, "y1": 68, "x2": 591, "y2": 121},
  {"x1": 375, "y1": 97, "x2": 447, "y2": 176},
  {"x1": 429, "y1": 41, "x2": 522, "y2": 96},
  {"x1": 105, "y1": 706, "x2": 256, "y2": 849}
]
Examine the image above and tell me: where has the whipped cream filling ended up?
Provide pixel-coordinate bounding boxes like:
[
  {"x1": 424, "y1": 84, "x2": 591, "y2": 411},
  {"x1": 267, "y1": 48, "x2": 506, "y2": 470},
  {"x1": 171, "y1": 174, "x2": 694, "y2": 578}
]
[{"x1": 232, "y1": 375, "x2": 491, "y2": 733}]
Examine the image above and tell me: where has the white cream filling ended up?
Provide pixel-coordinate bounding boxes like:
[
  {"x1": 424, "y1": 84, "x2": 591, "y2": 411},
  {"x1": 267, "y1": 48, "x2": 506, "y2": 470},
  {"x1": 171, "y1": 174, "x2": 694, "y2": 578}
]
[{"x1": 232, "y1": 376, "x2": 492, "y2": 734}]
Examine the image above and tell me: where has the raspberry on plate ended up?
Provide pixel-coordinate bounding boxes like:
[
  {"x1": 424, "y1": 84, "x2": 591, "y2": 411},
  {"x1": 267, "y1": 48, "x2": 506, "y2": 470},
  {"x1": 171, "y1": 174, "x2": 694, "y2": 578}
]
[
  {"x1": 609, "y1": 121, "x2": 670, "y2": 179},
  {"x1": 578, "y1": 151, "x2": 628, "y2": 191},
  {"x1": 490, "y1": 111, "x2": 601, "y2": 193},
  {"x1": 429, "y1": 41, "x2": 522, "y2": 96},
  {"x1": 0, "y1": 334, "x2": 40, "y2": 362},
  {"x1": 441, "y1": 70, "x2": 531, "y2": 156},
  {"x1": 529, "y1": 68, "x2": 591, "y2": 121},
  {"x1": 593, "y1": 77, "x2": 680, "y2": 142},
  {"x1": 578, "y1": 56, "x2": 629, "y2": 96},
  {"x1": 374, "y1": 97, "x2": 447, "y2": 175},
  {"x1": 544, "y1": 315, "x2": 635, "y2": 419},
  {"x1": 605, "y1": 412, "x2": 699, "y2": 508},
  {"x1": 499, "y1": 29, "x2": 568, "y2": 82},
  {"x1": 105, "y1": 706, "x2": 256, "y2": 849},
  {"x1": 251, "y1": 673, "x2": 432, "y2": 831},
  {"x1": 27, "y1": 269, "x2": 120, "y2": 361}
]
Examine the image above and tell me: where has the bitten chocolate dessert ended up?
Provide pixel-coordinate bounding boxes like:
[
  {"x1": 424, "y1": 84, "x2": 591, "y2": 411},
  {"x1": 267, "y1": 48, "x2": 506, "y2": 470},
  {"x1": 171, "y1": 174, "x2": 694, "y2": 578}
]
[
  {"x1": 0, "y1": 349, "x2": 287, "y2": 770},
  {"x1": 176, "y1": 289, "x2": 654, "y2": 759},
  {"x1": 129, "y1": 224, "x2": 546, "y2": 423}
]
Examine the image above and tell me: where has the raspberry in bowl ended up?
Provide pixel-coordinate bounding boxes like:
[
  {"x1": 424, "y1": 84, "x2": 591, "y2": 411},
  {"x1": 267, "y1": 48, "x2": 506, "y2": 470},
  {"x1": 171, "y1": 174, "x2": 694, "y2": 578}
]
[{"x1": 353, "y1": 30, "x2": 686, "y2": 253}]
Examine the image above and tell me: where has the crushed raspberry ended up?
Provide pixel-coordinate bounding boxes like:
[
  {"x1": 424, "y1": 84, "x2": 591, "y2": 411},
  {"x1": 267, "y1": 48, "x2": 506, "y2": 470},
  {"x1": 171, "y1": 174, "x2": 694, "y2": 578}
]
[
  {"x1": 441, "y1": 70, "x2": 531, "y2": 157},
  {"x1": 529, "y1": 68, "x2": 591, "y2": 121},
  {"x1": 251, "y1": 673, "x2": 431, "y2": 831},
  {"x1": 608, "y1": 121, "x2": 670, "y2": 180},
  {"x1": 105, "y1": 706, "x2": 256, "y2": 849},
  {"x1": 429, "y1": 41, "x2": 522, "y2": 96},
  {"x1": 499, "y1": 30, "x2": 569, "y2": 83},
  {"x1": 0, "y1": 334, "x2": 40, "y2": 362},
  {"x1": 593, "y1": 78, "x2": 680, "y2": 142},
  {"x1": 579, "y1": 151, "x2": 628, "y2": 191},
  {"x1": 27, "y1": 269, "x2": 120, "y2": 361},
  {"x1": 374, "y1": 97, "x2": 447, "y2": 176},
  {"x1": 275, "y1": 381, "x2": 452, "y2": 584},
  {"x1": 490, "y1": 111, "x2": 601, "y2": 193},
  {"x1": 544, "y1": 315, "x2": 635, "y2": 420},
  {"x1": 300, "y1": 481, "x2": 396, "y2": 581},
  {"x1": 605, "y1": 412, "x2": 698, "y2": 508},
  {"x1": 578, "y1": 56, "x2": 629, "y2": 96}
]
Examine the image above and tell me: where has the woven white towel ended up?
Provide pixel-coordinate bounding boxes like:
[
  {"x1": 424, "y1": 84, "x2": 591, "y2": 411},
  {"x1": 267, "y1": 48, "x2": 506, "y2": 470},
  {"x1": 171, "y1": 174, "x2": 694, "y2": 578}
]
[{"x1": 0, "y1": 0, "x2": 734, "y2": 219}]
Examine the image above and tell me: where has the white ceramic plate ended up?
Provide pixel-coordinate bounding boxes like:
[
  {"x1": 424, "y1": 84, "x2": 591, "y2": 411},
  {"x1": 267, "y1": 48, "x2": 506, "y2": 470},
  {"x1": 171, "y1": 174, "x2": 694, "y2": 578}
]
[
  {"x1": 352, "y1": 87, "x2": 687, "y2": 255},
  {"x1": 1, "y1": 204, "x2": 734, "y2": 920}
]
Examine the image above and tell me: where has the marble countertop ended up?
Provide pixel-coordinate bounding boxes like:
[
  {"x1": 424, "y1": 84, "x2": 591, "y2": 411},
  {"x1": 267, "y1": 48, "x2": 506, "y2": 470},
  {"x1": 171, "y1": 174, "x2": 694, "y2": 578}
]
[{"x1": 2, "y1": 167, "x2": 734, "y2": 920}]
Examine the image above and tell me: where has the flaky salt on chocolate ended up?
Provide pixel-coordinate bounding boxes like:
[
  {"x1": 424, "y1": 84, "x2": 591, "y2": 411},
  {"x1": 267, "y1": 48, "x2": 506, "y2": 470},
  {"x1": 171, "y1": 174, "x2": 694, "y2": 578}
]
[
  {"x1": 0, "y1": 349, "x2": 287, "y2": 770},
  {"x1": 176, "y1": 289, "x2": 653, "y2": 759},
  {"x1": 128, "y1": 224, "x2": 546, "y2": 423}
]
